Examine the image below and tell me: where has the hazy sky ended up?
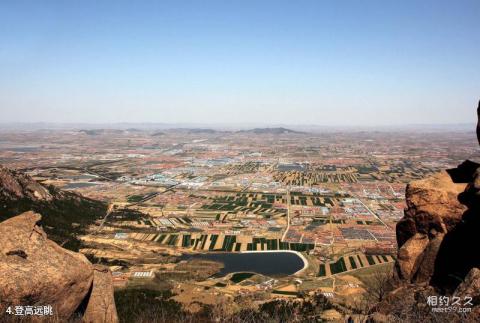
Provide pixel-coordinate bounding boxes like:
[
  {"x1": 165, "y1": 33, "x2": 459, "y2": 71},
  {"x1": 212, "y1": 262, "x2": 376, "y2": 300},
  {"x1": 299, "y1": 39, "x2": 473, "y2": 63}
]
[{"x1": 1, "y1": 1, "x2": 479, "y2": 125}]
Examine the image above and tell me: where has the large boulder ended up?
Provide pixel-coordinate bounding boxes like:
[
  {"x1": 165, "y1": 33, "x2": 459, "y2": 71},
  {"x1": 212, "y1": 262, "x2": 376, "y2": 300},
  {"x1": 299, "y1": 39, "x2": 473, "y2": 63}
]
[
  {"x1": 375, "y1": 101, "x2": 480, "y2": 320},
  {"x1": 395, "y1": 233, "x2": 429, "y2": 281},
  {"x1": 394, "y1": 167, "x2": 467, "y2": 286},
  {"x1": 393, "y1": 162, "x2": 480, "y2": 290},
  {"x1": 0, "y1": 211, "x2": 118, "y2": 322},
  {"x1": 397, "y1": 170, "x2": 467, "y2": 248},
  {"x1": 83, "y1": 265, "x2": 119, "y2": 323},
  {"x1": 0, "y1": 211, "x2": 93, "y2": 318}
]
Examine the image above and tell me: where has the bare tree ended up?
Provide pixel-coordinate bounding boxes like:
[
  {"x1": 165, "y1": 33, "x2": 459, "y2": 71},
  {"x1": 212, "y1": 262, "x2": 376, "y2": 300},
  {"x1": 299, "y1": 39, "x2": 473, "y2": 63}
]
[{"x1": 365, "y1": 267, "x2": 393, "y2": 304}]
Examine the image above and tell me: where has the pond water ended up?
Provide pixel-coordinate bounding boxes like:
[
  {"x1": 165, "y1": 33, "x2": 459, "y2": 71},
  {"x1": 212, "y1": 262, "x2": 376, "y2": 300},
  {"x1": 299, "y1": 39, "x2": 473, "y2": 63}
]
[
  {"x1": 63, "y1": 182, "x2": 99, "y2": 189},
  {"x1": 181, "y1": 251, "x2": 305, "y2": 277}
]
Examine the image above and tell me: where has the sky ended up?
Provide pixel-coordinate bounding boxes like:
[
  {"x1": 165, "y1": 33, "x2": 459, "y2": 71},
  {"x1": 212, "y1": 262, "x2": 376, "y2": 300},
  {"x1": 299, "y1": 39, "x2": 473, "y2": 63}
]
[{"x1": 1, "y1": 0, "x2": 479, "y2": 126}]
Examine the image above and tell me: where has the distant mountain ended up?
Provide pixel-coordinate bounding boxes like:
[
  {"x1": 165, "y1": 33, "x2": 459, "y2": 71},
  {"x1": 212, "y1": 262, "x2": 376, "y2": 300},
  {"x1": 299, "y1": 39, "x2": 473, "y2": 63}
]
[
  {"x1": 187, "y1": 128, "x2": 218, "y2": 134},
  {"x1": 167, "y1": 128, "x2": 223, "y2": 134},
  {"x1": 79, "y1": 128, "x2": 144, "y2": 135},
  {"x1": 238, "y1": 127, "x2": 306, "y2": 134},
  {"x1": 151, "y1": 131, "x2": 166, "y2": 136},
  {"x1": 0, "y1": 165, "x2": 107, "y2": 251}
]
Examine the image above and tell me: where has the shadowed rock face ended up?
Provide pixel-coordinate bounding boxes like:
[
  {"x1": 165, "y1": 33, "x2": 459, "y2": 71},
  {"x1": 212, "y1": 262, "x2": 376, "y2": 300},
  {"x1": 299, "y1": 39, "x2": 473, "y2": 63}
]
[
  {"x1": 430, "y1": 176, "x2": 480, "y2": 292},
  {"x1": 0, "y1": 212, "x2": 118, "y2": 322},
  {"x1": 0, "y1": 165, "x2": 107, "y2": 251},
  {"x1": 477, "y1": 100, "x2": 480, "y2": 146}
]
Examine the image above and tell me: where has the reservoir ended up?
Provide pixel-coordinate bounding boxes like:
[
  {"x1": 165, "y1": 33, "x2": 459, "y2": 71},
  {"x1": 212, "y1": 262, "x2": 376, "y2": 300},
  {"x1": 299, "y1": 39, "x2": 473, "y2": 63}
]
[
  {"x1": 64, "y1": 182, "x2": 99, "y2": 189},
  {"x1": 181, "y1": 251, "x2": 306, "y2": 277}
]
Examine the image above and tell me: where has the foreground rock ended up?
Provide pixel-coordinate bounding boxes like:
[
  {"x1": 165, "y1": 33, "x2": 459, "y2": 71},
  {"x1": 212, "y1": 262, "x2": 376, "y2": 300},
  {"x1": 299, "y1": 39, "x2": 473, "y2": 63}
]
[
  {"x1": 394, "y1": 161, "x2": 480, "y2": 292},
  {"x1": 367, "y1": 101, "x2": 480, "y2": 321},
  {"x1": 454, "y1": 267, "x2": 480, "y2": 317},
  {"x1": 0, "y1": 211, "x2": 118, "y2": 322},
  {"x1": 83, "y1": 265, "x2": 119, "y2": 323},
  {"x1": 371, "y1": 160, "x2": 480, "y2": 321},
  {"x1": 394, "y1": 168, "x2": 468, "y2": 285}
]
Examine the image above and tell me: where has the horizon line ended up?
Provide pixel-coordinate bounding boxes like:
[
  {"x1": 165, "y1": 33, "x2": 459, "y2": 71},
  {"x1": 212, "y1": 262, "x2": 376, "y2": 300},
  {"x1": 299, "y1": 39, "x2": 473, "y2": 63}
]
[{"x1": 0, "y1": 121, "x2": 476, "y2": 127}]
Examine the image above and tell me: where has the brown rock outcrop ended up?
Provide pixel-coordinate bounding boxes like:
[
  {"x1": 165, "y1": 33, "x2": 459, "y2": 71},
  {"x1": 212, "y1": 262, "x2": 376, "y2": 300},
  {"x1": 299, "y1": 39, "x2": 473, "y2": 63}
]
[
  {"x1": 396, "y1": 170, "x2": 467, "y2": 247},
  {"x1": 387, "y1": 160, "x2": 480, "y2": 320},
  {"x1": 395, "y1": 233, "x2": 430, "y2": 281},
  {"x1": 0, "y1": 211, "x2": 118, "y2": 322},
  {"x1": 453, "y1": 267, "x2": 480, "y2": 317},
  {"x1": 0, "y1": 165, "x2": 53, "y2": 201},
  {"x1": 0, "y1": 211, "x2": 93, "y2": 318},
  {"x1": 83, "y1": 265, "x2": 119, "y2": 323},
  {"x1": 454, "y1": 267, "x2": 480, "y2": 299},
  {"x1": 393, "y1": 159, "x2": 480, "y2": 290},
  {"x1": 371, "y1": 101, "x2": 480, "y2": 321},
  {"x1": 394, "y1": 168, "x2": 469, "y2": 285},
  {"x1": 0, "y1": 164, "x2": 107, "y2": 252}
]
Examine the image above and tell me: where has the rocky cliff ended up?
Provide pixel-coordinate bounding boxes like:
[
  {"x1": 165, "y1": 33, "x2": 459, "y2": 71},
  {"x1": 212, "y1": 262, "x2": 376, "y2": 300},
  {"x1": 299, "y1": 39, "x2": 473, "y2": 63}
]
[
  {"x1": 380, "y1": 159, "x2": 480, "y2": 320},
  {"x1": 0, "y1": 211, "x2": 118, "y2": 322},
  {"x1": 395, "y1": 164, "x2": 469, "y2": 288},
  {"x1": 367, "y1": 101, "x2": 480, "y2": 321},
  {"x1": 0, "y1": 165, "x2": 107, "y2": 251}
]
